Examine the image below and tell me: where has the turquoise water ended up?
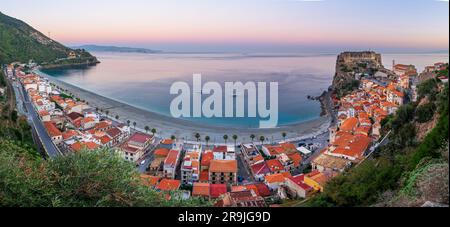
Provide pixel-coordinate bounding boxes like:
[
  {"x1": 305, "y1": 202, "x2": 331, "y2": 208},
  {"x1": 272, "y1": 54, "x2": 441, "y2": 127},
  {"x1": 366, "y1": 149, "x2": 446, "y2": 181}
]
[{"x1": 41, "y1": 52, "x2": 448, "y2": 128}]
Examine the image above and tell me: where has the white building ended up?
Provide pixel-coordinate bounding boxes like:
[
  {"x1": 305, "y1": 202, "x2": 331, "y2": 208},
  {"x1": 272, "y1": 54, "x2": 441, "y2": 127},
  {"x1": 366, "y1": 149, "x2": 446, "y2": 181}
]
[{"x1": 181, "y1": 144, "x2": 202, "y2": 185}]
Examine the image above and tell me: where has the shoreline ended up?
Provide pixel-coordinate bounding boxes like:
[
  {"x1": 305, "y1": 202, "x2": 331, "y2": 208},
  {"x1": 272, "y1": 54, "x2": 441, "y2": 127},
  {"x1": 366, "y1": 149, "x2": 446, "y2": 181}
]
[{"x1": 40, "y1": 72, "x2": 332, "y2": 144}]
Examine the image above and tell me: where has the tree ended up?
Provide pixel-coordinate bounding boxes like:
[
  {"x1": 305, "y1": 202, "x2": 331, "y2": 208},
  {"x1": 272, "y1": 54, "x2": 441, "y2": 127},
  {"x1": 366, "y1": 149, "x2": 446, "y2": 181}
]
[
  {"x1": 282, "y1": 132, "x2": 287, "y2": 141},
  {"x1": 105, "y1": 110, "x2": 110, "y2": 117},
  {"x1": 259, "y1": 136, "x2": 265, "y2": 145},
  {"x1": 205, "y1": 136, "x2": 210, "y2": 147},
  {"x1": 127, "y1": 120, "x2": 131, "y2": 127},
  {"x1": 151, "y1": 128, "x2": 157, "y2": 136},
  {"x1": 10, "y1": 110, "x2": 18, "y2": 123},
  {"x1": 223, "y1": 135, "x2": 228, "y2": 144},
  {"x1": 133, "y1": 122, "x2": 137, "y2": 129},
  {"x1": 144, "y1": 126, "x2": 150, "y2": 134},
  {"x1": 232, "y1": 135, "x2": 238, "y2": 147},
  {"x1": 416, "y1": 103, "x2": 436, "y2": 123},
  {"x1": 171, "y1": 135, "x2": 176, "y2": 141},
  {"x1": 195, "y1": 133, "x2": 201, "y2": 142},
  {"x1": 115, "y1": 115, "x2": 119, "y2": 120},
  {"x1": 250, "y1": 134, "x2": 256, "y2": 142}
]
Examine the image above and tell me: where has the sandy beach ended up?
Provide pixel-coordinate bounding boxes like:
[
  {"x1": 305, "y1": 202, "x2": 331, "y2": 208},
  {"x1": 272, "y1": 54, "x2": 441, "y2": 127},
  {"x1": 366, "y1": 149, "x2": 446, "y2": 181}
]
[{"x1": 41, "y1": 73, "x2": 331, "y2": 145}]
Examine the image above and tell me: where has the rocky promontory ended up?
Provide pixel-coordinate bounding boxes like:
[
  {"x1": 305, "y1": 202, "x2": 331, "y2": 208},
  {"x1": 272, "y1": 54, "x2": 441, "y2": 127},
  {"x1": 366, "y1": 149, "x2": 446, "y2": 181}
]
[{"x1": 332, "y1": 51, "x2": 390, "y2": 97}]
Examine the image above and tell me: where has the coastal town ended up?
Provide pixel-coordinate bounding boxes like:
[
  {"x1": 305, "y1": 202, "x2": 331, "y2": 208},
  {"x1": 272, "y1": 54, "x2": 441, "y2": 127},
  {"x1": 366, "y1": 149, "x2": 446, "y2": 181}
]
[{"x1": 2, "y1": 55, "x2": 448, "y2": 207}]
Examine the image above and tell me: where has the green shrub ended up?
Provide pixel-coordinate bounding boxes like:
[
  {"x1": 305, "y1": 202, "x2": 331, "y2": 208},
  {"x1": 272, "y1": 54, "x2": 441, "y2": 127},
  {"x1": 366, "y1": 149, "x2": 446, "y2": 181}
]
[{"x1": 416, "y1": 103, "x2": 436, "y2": 123}]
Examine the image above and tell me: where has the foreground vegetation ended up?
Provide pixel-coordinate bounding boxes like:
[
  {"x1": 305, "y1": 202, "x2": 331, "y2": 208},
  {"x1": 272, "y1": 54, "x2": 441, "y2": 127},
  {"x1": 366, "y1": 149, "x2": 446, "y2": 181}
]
[
  {"x1": 0, "y1": 143, "x2": 209, "y2": 207},
  {"x1": 306, "y1": 74, "x2": 449, "y2": 207}
]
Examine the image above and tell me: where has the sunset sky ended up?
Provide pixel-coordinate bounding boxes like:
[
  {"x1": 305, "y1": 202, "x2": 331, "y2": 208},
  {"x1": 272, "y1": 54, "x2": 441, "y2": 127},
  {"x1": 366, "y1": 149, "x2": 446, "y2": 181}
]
[{"x1": 1, "y1": 0, "x2": 449, "y2": 52}]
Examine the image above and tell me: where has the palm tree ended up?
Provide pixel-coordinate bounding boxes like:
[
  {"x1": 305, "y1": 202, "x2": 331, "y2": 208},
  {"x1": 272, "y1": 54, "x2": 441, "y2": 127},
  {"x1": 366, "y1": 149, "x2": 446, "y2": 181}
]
[
  {"x1": 126, "y1": 120, "x2": 131, "y2": 127},
  {"x1": 282, "y1": 132, "x2": 287, "y2": 142},
  {"x1": 259, "y1": 136, "x2": 265, "y2": 145},
  {"x1": 223, "y1": 135, "x2": 228, "y2": 144},
  {"x1": 250, "y1": 134, "x2": 256, "y2": 142},
  {"x1": 144, "y1": 126, "x2": 150, "y2": 134},
  {"x1": 205, "y1": 136, "x2": 210, "y2": 147},
  {"x1": 151, "y1": 128, "x2": 157, "y2": 136},
  {"x1": 133, "y1": 121, "x2": 137, "y2": 129},
  {"x1": 232, "y1": 135, "x2": 238, "y2": 147},
  {"x1": 195, "y1": 133, "x2": 201, "y2": 142}
]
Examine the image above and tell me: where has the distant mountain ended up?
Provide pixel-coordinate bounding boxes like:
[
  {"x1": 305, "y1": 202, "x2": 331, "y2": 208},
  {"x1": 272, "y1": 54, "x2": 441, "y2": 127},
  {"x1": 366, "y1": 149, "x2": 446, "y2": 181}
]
[
  {"x1": 72, "y1": 45, "x2": 162, "y2": 54},
  {"x1": 0, "y1": 11, "x2": 98, "y2": 67}
]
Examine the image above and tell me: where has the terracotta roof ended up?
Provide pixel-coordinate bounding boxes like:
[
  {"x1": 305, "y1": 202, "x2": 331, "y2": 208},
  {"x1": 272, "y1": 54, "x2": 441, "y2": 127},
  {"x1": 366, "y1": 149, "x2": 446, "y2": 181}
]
[
  {"x1": 244, "y1": 185, "x2": 260, "y2": 196},
  {"x1": 99, "y1": 135, "x2": 112, "y2": 145},
  {"x1": 82, "y1": 117, "x2": 96, "y2": 124},
  {"x1": 156, "y1": 179, "x2": 181, "y2": 191},
  {"x1": 140, "y1": 175, "x2": 160, "y2": 187},
  {"x1": 231, "y1": 186, "x2": 247, "y2": 192},
  {"x1": 280, "y1": 143, "x2": 297, "y2": 153},
  {"x1": 154, "y1": 148, "x2": 170, "y2": 157},
  {"x1": 212, "y1": 146, "x2": 227, "y2": 153},
  {"x1": 340, "y1": 117, "x2": 358, "y2": 132},
  {"x1": 120, "y1": 144, "x2": 139, "y2": 153},
  {"x1": 210, "y1": 184, "x2": 227, "y2": 198},
  {"x1": 39, "y1": 110, "x2": 50, "y2": 116},
  {"x1": 106, "y1": 127, "x2": 121, "y2": 138},
  {"x1": 254, "y1": 183, "x2": 271, "y2": 197},
  {"x1": 209, "y1": 160, "x2": 238, "y2": 173},
  {"x1": 265, "y1": 159, "x2": 284, "y2": 173},
  {"x1": 287, "y1": 174, "x2": 313, "y2": 191},
  {"x1": 288, "y1": 152, "x2": 303, "y2": 167},
  {"x1": 252, "y1": 155, "x2": 264, "y2": 163},
  {"x1": 95, "y1": 121, "x2": 111, "y2": 130},
  {"x1": 192, "y1": 183, "x2": 210, "y2": 197},
  {"x1": 201, "y1": 151, "x2": 214, "y2": 167},
  {"x1": 62, "y1": 130, "x2": 78, "y2": 140},
  {"x1": 161, "y1": 139, "x2": 173, "y2": 145},
  {"x1": 331, "y1": 134, "x2": 371, "y2": 159},
  {"x1": 250, "y1": 162, "x2": 271, "y2": 175},
  {"x1": 264, "y1": 173, "x2": 286, "y2": 184},
  {"x1": 264, "y1": 145, "x2": 285, "y2": 156},
  {"x1": 70, "y1": 141, "x2": 99, "y2": 152},
  {"x1": 355, "y1": 126, "x2": 371, "y2": 135},
  {"x1": 43, "y1": 122, "x2": 62, "y2": 137},
  {"x1": 199, "y1": 170, "x2": 209, "y2": 182},
  {"x1": 164, "y1": 150, "x2": 180, "y2": 166},
  {"x1": 305, "y1": 170, "x2": 336, "y2": 186},
  {"x1": 129, "y1": 132, "x2": 153, "y2": 144}
]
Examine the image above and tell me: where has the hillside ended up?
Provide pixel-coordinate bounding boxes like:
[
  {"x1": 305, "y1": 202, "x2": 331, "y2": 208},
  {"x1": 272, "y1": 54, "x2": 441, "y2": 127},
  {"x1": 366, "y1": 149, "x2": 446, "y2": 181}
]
[
  {"x1": 0, "y1": 11, "x2": 98, "y2": 67},
  {"x1": 306, "y1": 67, "x2": 449, "y2": 207}
]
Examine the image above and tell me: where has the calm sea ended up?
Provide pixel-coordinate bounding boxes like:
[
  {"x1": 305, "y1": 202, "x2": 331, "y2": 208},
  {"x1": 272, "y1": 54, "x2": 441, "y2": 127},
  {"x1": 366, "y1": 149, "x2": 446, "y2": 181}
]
[{"x1": 40, "y1": 52, "x2": 449, "y2": 128}]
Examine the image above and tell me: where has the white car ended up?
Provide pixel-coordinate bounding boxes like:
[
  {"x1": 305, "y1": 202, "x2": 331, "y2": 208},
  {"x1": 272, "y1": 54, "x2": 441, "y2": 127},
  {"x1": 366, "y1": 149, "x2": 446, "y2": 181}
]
[{"x1": 140, "y1": 160, "x2": 146, "y2": 165}]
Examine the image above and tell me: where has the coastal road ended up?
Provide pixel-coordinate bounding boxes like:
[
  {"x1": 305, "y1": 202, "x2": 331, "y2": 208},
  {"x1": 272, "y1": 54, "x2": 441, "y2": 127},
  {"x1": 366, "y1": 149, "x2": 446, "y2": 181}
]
[
  {"x1": 15, "y1": 80, "x2": 62, "y2": 158},
  {"x1": 236, "y1": 148, "x2": 253, "y2": 184}
]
